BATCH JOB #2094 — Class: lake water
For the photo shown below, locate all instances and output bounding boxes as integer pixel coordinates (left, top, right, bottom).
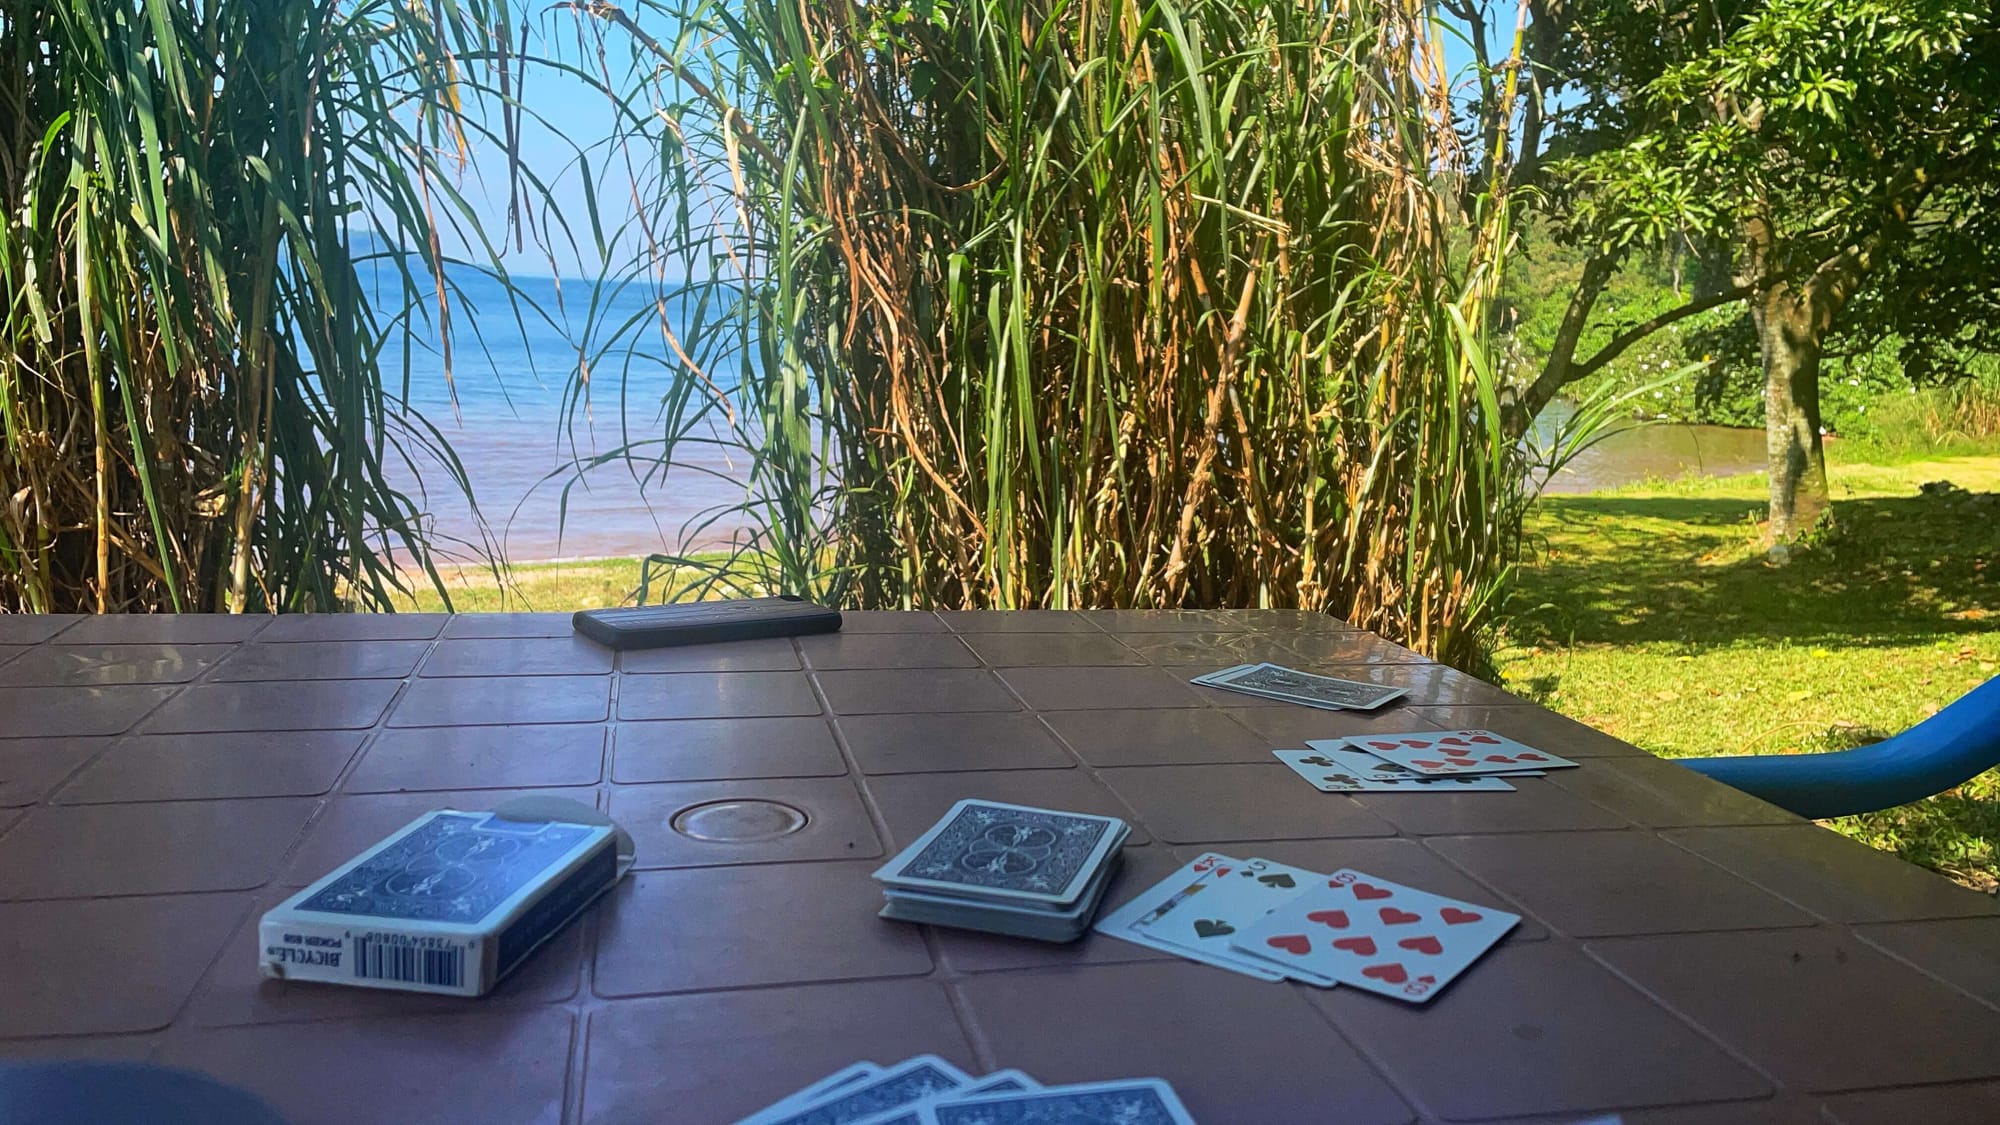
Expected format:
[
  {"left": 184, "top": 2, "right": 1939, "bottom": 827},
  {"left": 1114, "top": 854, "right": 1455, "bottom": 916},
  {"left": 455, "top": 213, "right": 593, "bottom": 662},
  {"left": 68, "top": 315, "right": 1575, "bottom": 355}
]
[{"left": 386, "top": 273, "right": 1767, "bottom": 560}]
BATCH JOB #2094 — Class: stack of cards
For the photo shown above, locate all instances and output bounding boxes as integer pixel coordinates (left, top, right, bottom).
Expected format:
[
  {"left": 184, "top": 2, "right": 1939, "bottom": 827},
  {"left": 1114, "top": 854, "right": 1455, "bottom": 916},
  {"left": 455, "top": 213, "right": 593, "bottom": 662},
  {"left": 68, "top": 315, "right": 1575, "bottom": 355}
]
[
  {"left": 873, "top": 799, "right": 1130, "bottom": 943},
  {"left": 736, "top": 1056, "right": 1196, "bottom": 1125},
  {"left": 1272, "top": 730, "right": 1579, "bottom": 793},
  {"left": 1096, "top": 853, "right": 1518, "bottom": 1003},
  {"left": 1192, "top": 663, "right": 1406, "bottom": 711}
]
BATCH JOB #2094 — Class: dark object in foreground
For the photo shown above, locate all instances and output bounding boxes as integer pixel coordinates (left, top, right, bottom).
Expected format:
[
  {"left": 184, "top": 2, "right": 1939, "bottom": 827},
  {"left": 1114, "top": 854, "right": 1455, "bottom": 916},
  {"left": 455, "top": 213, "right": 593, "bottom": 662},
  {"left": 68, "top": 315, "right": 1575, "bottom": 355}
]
[
  {"left": 0, "top": 1062, "right": 288, "bottom": 1125},
  {"left": 574, "top": 595, "right": 841, "bottom": 650},
  {"left": 1688, "top": 674, "right": 2000, "bottom": 818}
]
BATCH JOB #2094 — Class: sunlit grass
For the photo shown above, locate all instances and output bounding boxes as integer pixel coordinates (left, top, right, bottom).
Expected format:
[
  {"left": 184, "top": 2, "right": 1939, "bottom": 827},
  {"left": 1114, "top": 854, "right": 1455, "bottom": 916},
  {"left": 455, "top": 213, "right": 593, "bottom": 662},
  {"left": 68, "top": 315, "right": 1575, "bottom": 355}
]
[{"left": 1501, "top": 449, "right": 2000, "bottom": 889}]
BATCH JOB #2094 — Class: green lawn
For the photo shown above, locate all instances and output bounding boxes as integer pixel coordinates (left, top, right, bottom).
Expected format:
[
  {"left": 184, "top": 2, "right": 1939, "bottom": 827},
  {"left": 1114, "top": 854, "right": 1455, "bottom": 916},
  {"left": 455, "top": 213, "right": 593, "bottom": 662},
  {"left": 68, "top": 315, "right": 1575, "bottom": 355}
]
[{"left": 1499, "top": 451, "right": 2000, "bottom": 890}]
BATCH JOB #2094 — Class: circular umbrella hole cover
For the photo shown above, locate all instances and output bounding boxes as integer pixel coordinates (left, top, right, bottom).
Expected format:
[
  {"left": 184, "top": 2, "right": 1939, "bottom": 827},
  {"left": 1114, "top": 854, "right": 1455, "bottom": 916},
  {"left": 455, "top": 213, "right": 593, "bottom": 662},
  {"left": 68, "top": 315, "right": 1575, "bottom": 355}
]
[{"left": 670, "top": 799, "right": 810, "bottom": 842}]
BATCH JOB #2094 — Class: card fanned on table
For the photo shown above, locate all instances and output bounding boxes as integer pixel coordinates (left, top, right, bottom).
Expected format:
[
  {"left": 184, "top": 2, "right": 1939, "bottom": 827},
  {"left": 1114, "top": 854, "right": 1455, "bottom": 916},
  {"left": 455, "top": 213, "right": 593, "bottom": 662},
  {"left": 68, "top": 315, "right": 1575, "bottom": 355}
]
[
  {"left": 1096, "top": 853, "right": 1518, "bottom": 1003},
  {"left": 873, "top": 799, "right": 1129, "bottom": 943},
  {"left": 735, "top": 1055, "right": 1197, "bottom": 1125}
]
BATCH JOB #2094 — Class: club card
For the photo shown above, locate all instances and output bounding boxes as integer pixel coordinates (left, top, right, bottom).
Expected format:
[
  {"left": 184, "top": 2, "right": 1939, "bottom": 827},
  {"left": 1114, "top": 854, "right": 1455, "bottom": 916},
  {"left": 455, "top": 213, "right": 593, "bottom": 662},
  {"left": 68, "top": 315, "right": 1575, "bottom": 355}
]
[
  {"left": 763, "top": 1055, "right": 972, "bottom": 1125},
  {"left": 1344, "top": 730, "right": 1578, "bottom": 776},
  {"left": 873, "top": 800, "right": 1126, "bottom": 906},
  {"left": 1231, "top": 868, "right": 1518, "bottom": 1003},
  {"left": 1092, "top": 853, "right": 1287, "bottom": 981},
  {"left": 1198, "top": 662, "right": 1407, "bottom": 710},
  {"left": 1273, "top": 748, "right": 1519, "bottom": 792},
  {"left": 1131, "top": 856, "right": 1338, "bottom": 986},
  {"left": 923, "top": 1078, "right": 1197, "bottom": 1125}
]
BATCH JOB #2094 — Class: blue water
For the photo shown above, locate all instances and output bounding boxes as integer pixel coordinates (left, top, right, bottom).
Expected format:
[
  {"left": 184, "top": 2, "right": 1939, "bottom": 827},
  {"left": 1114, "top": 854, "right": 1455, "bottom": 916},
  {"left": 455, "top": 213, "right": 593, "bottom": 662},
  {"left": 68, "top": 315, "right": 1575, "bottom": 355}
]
[
  {"left": 380, "top": 268, "right": 753, "bottom": 560},
  {"left": 380, "top": 269, "right": 1765, "bottom": 563}
]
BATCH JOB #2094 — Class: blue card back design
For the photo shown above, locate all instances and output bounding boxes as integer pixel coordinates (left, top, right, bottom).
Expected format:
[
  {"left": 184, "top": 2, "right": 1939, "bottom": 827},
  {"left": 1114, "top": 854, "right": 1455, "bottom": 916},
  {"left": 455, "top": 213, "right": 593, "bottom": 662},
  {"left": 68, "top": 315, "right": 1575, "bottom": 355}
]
[
  {"left": 932, "top": 1087, "right": 1182, "bottom": 1125},
  {"left": 892, "top": 804, "right": 1114, "bottom": 895},
  {"left": 770, "top": 1062, "right": 963, "bottom": 1125},
  {"left": 299, "top": 812, "right": 598, "bottom": 924}
]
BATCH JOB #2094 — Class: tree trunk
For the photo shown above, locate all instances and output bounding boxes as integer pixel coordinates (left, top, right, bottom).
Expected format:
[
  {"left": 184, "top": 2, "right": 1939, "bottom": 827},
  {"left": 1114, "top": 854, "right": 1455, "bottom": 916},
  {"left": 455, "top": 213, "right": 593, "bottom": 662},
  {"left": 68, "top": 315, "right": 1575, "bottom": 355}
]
[{"left": 1753, "top": 283, "right": 1830, "bottom": 541}]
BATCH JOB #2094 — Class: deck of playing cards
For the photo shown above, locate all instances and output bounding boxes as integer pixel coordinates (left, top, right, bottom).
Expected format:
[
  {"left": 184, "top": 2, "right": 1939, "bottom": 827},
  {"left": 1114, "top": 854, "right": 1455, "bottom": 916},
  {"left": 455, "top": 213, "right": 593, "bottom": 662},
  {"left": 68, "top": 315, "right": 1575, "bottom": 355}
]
[
  {"left": 1193, "top": 662, "right": 1407, "bottom": 711},
  {"left": 873, "top": 799, "right": 1130, "bottom": 943},
  {"left": 259, "top": 800, "right": 632, "bottom": 997},
  {"left": 735, "top": 1055, "right": 1196, "bottom": 1125},
  {"left": 1097, "top": 853, "right": 1518, "bottom": 1003}
]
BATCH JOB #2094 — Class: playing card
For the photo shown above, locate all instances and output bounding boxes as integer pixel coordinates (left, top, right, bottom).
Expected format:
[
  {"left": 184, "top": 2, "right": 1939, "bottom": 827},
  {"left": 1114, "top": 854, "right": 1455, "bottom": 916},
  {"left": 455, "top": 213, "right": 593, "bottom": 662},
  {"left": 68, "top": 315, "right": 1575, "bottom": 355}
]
[
  {"left": 1272, "top": 748, "right": 1519, "bottom": 792},
  {"left": 1091, "top": 853, "right": 1290, "bottom": 982},
  {"left": 740, "top": 1063, "right": 884, "bottom": 1125},
  {"left": 1230, "top": 868, "right": 1519, "bottom": 1003},
  {"left": 1303, "top": 739, "right": 1544, "bottom": 777},
  {"left": 761, "top": 1055, "right": 973, "bottom": 1125},
  {"left": 1189, "top": 663, "right": 1256, "bottom": 685},
  {"left": 922, "top": 1078, "right": 1197, "bottom": 1125},
  {"left": 1131, "top": 856, "right": 1339, "bottom": 986},
  {"left": 1345, "top": 730, "right": 1578, "bottom": 776},
  {"left": 873, "top": 800, "right": 1127, "bottom": 906},
  {"left": 1196, "top": 662, "right": 1407, "bottom": 710},
  {"left": 852, "top": 1070, "right": 1040, "bottom": 1125}
]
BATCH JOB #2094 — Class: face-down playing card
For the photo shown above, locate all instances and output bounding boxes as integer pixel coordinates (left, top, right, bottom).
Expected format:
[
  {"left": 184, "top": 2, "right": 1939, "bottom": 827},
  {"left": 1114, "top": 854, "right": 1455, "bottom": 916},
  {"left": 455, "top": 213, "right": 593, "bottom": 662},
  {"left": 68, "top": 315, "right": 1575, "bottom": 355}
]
[{"left": 1231, "top": 868, "right": 1518, "bottom": 1003}]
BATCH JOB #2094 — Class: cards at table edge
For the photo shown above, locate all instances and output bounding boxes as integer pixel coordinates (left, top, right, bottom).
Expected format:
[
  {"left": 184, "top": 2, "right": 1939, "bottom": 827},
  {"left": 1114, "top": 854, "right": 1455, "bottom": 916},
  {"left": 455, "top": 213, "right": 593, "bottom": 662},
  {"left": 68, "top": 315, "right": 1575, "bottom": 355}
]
[
  {"left": 848, "top": 1069, "right": 1042, "bottom": 1125},
  {"left": 872, "top": 798, "right": 1128, "bottom": 905},
  {"left": 1302, "top": 739, "right": 1545, "bottom": 778},
  {"left": 1344, "top": 729, "right": 1580, "bottom": 776},
  {"left": 1228, "top": 868, "right": 1519, "bottom": 1004},
  {"left": 737, "top": 1061, "right": 883, "bottom": 1124},
  {"left": 1197, "top": 668, "right": 1409, "bottom": 711},
  {"left": 920, "top": 1078, "right": 1198, "bottom": 1125},
  {"left": 1132, "top": 855, "right": 1341, "bottom": 986},
  {"left": 1271, "top": 749, "right": 1520, "bottom": 792},
  {"left": 1092, "top": 852, "right": 1324, "bottom": 984},
  {"left": 759, "top": 1054, "right": 974, "bottom": 1125}
]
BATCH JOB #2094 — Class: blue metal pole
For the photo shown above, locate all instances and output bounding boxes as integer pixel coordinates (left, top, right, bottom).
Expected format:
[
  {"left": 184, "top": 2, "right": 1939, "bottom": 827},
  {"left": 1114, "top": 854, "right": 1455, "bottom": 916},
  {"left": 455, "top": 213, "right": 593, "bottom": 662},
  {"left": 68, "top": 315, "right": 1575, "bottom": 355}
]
[{"left": 1684, "top": 675, "right": 2000, "bottom": 819}]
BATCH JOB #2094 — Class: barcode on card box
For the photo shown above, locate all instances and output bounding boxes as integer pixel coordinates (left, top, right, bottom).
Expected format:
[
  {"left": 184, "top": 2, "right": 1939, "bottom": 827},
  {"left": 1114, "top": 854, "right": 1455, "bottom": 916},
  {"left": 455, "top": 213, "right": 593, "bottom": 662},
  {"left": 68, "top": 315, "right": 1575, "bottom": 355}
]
[{"left": 353, "top": 935, "right": 465, "bottom": 989}]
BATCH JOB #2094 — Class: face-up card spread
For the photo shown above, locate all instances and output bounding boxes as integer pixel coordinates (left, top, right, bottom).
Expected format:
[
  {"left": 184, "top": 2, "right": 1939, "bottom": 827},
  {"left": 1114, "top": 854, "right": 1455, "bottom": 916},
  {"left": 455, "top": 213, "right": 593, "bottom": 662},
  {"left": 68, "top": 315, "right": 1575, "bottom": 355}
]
[
  {"left": 1194, "top": 662, "right": 1407, "bottom": 711},
  {"left": 1231, "top": 869, "right": 1518, "bottom": 1003},
  {"left": 1095, "top": 853, "right": 1328, "bottom": 983},
  {"left": 874, "top": 800, "right": 1127, "bottom": 906},
  {"left": 1344, "top": 730, "right": 1578, "bottom": 776},
  {"left": 753, "top": 1055, "right": 973, "bottom": 1125},
  {"left": 922, "top": 1078, "right": 1197, "bottom": 1125},
  {"left": 1272, "top": 748, "right": 1519, "bottom": 792},
  {"left": 1303, "top": 739, "right": 1545, "bottom": 778},
  {"left": 1130, "top": 856, "right": 1340, "bottom": 986}
]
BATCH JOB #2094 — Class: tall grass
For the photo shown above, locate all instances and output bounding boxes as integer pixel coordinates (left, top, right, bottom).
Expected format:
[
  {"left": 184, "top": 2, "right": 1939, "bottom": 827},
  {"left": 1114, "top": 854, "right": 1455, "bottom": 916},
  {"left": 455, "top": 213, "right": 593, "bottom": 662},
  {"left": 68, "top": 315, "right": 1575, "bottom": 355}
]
[
  {"left": 574, "top": 0, "right": 1525, "bottom": 665},
  {"left": 1, "top": 0, "right": 545, "bottom": 612}
]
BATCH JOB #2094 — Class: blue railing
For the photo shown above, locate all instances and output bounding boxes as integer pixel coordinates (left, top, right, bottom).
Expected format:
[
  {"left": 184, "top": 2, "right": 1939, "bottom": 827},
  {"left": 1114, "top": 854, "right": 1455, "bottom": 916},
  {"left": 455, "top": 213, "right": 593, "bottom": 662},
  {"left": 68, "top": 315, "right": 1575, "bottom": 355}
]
[{"left": 1684, "top": 675, "right": 2000, "bottom": 819}]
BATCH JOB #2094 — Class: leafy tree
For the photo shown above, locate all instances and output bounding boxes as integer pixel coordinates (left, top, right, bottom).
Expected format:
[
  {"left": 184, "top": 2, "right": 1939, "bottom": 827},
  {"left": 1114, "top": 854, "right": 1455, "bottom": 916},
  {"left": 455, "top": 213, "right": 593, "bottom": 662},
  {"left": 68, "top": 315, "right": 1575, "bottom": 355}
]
[{"left": 1456, "top": 0, "right": 2000, "bottom": 539}]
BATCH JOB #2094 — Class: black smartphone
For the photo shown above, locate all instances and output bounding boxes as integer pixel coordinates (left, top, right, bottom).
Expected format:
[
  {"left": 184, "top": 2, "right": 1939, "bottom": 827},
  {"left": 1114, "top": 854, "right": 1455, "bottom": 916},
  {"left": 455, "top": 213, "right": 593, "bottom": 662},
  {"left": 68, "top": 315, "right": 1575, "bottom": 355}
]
[{"left": 572, "top": 596, "right": 842, "bottom": 650}]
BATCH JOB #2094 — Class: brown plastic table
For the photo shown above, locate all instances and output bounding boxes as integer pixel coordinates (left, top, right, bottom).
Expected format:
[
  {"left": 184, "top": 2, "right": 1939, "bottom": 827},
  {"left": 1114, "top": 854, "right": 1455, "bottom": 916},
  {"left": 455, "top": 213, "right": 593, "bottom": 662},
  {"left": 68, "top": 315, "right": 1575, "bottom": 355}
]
[{"left": 3, "top": 609, "right": 1999, "bottom": 1124}]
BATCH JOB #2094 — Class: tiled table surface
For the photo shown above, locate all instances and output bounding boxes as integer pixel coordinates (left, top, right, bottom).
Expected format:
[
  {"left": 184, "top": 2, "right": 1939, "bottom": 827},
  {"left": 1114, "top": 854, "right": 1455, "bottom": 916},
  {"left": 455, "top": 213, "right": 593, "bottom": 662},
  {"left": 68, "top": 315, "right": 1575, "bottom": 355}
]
[{"left": 3, "top": 611, "right": 1999, "bottom": 1124}]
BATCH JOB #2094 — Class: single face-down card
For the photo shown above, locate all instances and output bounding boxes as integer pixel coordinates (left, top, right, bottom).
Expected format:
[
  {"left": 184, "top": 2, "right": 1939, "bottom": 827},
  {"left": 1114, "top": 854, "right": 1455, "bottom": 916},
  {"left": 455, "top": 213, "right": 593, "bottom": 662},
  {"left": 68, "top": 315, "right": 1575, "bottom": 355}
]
[
  {"left": 1196, "top": 662, "right": 1407, "bottom": 710},
  {"left": 1273, "top": 748, "right": 1519, "bottom": 792},
  {"left": 1231, "top": 868, "right": 1518, "bottom": 1003},
  {"left": 1345, "top": 730, "right": 1578, "bottom": 776},
  {"left": 874, "top": 799, "right": 1125, "bottom": 905}
]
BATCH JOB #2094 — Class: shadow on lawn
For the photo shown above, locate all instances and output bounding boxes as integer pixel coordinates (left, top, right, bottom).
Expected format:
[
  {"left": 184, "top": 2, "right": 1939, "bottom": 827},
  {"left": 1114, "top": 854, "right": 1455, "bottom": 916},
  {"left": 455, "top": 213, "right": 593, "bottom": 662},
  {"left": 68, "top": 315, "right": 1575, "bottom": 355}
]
[{"left": 1510, "top": 489, "right": 2000, "bottom": 649}]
